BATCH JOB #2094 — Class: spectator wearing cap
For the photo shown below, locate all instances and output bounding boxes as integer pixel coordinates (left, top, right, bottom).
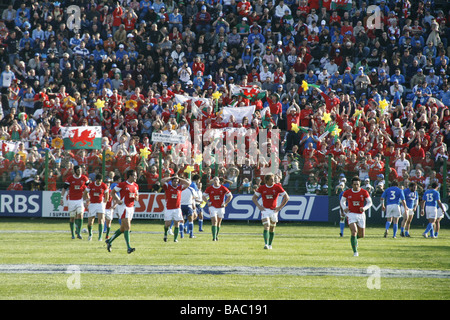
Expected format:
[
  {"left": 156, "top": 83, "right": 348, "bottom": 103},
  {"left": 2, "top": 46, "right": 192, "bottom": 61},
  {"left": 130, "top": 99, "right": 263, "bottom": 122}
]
[
  {"left": 390, "top": 68, "right": 405, "bottom": 85},
  {"left": 195, "top": 6, "right": 212, "bottom": 34},
  {"left": 248, "top": 26, "right": 265, "bottom": 45},
  {"left": 353, "top": 70, "right": 370, "bottom": 98},
  {"left": 410, "top": 68, "right": 426, "bottom": 89},
  {"left": 19, "top": 31, "right": 33, "bottom": 50},
  {"left": 426, "top": 69, "right": 440, "bottom": 86},
  {"left": 193, "top": 71, "right": 205, "bottom": 89}
]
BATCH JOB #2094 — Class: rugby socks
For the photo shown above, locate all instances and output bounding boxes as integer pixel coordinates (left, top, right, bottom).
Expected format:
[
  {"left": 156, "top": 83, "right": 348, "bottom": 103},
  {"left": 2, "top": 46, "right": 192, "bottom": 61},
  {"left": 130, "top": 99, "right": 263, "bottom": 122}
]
[
  {"left": 339, "top": 222, "right": 345, "bottom": 235},
  {"left": 98, "top": 223, "right": 103, "bottom": 240},
  {"left": 198, "top": 219, "right": 204, "bottom": 231},
  {"left": 179, "top": 223, "right": 184, "bottom": 238},
  {"left": 123, "top": 230, "right": 131, "bottom": 249},
  {"left": 263, "top": 230, "right": 269, "bottom": 245},
  {"left": 212, "top": 226, "right": 217, "bottom": 240},
  {"left": 188, "top": 222, "right": 194, "bottom": 237},
  {"left": 75, "top": 218, "right": 83, "bottom": 235},
  {"left": 174, "top": 227, "right": 179, "bottom": 241},
  {"left": 88, "top": 225, "right": 92, "bottom": 237},
  {"left": 350, "top": 235, "right": 358, "bottom": 253},
  {"left": 108, "top": 229, "right": 122, "bottom": 243},
  {"left": 392, "top": 223, "right": 398, "bottom": 237},
  {"left": 69, "top": 222, "right": 75, "bottom": 238},
  {"left": 385, "top": 221, "right": 391, "bottom": 231},
  {"left": 268, "top": 232, "right": 274, "bottom": 246},
  {"left": 424, "top": 223, "right": 434, "bottom": 236}
]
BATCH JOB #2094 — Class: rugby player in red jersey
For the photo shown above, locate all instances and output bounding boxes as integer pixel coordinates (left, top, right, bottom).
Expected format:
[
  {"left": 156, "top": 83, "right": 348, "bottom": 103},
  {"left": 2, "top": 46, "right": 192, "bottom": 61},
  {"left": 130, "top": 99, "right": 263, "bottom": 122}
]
[
  {"left": 340, "top": 176, "right": 373, "bottom": 256},
  {"left": 61, "top": 165, "right": 90, "bottom": 239},
  {"left": 106, "top": 170, "right": 139, "bottom": 254},
  {"left": 103, "top": 178, "right": 114, "bottom": 240},
  {"left": 84, "top": 174, "right": 109, "bottom": 241},
  {"left": 203, "top": 176, "right": 233, "bottom": 241},
  {"left": 252, "top": 174, "right": 289, "bottom": 249},
  {"left": 161, "top": 175, "right": 191, "bottom": 242}
]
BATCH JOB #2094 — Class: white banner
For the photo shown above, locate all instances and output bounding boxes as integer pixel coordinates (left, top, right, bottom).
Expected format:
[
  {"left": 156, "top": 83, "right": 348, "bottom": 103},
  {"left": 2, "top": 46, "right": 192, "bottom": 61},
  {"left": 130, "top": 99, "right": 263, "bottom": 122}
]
[
  {"left": 221, "top": 105, "right": 256, "bottom": 123},
  {"left": 151, "top": 132, "right": 186, "bottom": 144}
]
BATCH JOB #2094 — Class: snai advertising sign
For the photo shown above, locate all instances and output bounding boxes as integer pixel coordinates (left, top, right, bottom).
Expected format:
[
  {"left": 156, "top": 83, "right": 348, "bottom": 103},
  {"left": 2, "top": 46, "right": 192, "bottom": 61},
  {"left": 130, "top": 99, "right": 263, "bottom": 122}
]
[{"left": 38, "top": 192, "right": 328, "bottom": 222}]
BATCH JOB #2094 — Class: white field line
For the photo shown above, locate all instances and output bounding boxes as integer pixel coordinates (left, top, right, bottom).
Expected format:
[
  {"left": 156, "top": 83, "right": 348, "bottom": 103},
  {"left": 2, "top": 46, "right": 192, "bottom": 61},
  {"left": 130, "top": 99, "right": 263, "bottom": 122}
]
[{"left": 0, "top": 264, "right": 449, "bottom": 278}]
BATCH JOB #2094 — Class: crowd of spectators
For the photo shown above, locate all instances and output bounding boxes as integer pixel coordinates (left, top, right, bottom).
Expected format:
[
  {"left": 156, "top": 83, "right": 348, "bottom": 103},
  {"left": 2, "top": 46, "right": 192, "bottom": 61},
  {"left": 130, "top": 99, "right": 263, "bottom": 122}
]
[{"left": 0, "top": 0, "right": 449, "bottom": 197}]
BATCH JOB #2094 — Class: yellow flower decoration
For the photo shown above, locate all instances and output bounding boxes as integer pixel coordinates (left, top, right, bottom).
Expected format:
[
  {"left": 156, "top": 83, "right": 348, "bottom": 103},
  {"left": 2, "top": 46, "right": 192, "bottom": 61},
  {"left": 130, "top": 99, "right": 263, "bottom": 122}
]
[
  {"left": 63, "top": 96, "right": 76, "bottom": 108},
  {"left": 184, "top": 165, "right": 195, "bottom": 174},
  {"left": 353, "top": 109, "right": 364, "bottom": 118},
  {"left": 94, "top": 99, "right": 105, "bottom": 110},
  {"left": 51, "top": 137, "right": 64, "bottom": 149},
  {"left": 322, "top": 112, "right": 332, "bottom": 124},
  {"left": 331, "top": 126, "right": 342, "bottom": 137},
  {"left": 194, "top": 153, "right": 203, "bottom": 165},
  {"left": 378, "top": 99, "right": 389, "bottom": 113},
  {"left": 291, "top": 123, "right": 300, "bottom": 133},
  {"left": 125, "top": 100, "right": 138, "bottom": 110},
  {"left": 18, "top": 151, "right": 27, "bottom": 161},
  {"left": 174, "top": 103, "right": 184, "bottom": 114},
  {"left": 105, "top": 150, "right": 115, "bottom": 161},
  {"left": 140, "top": 147, "right": 152, "bottom": 159},
  {"left": 301, "top": 80, "right": 309, "bottom": 92},
  {"left": 212, "top": 91, "right": 222, "bottom": 100}
]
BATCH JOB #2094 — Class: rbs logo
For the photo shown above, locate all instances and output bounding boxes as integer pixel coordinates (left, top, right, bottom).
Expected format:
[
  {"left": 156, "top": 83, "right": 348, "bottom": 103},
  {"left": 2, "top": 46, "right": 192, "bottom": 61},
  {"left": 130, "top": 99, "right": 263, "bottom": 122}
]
[{"left": 0, "top": 192, "right": 41, "bottom": 216}]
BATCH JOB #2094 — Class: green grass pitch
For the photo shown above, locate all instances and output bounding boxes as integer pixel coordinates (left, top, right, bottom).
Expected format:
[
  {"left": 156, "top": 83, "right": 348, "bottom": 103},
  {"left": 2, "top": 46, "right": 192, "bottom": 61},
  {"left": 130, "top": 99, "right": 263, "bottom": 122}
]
[{"left": 0, "top": 218, "right": 449, "bottom": 301}]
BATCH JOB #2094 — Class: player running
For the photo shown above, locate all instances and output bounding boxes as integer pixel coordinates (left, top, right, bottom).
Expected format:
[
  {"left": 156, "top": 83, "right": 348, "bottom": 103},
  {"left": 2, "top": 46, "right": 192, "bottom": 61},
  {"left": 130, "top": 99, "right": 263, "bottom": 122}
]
[
  {"left": 420, "top": 182, "right": 446, "bottom": 238},
  {"left": 380, "top": 180, "right": 408, "bottom": 238},
  {"left": 340, "top": 176, "right": 373, "bottom": 256},
  {"left": 84, "top": 174, "right": 109, "bottom": 241},
  {"left": 401, "top": 182, "right": 419, "bottom": 237},
  {"left": 203, "top": 176, "right": 233, "bottom": 241},
  {"left": 106, "top": 170, "right": 139, "bottom": 253},
  {"left": 252, "top": 174, "right": 289, "bottom": 249},
  {"left": 60, "top": 165, "right": 90, "bottom": 239}
]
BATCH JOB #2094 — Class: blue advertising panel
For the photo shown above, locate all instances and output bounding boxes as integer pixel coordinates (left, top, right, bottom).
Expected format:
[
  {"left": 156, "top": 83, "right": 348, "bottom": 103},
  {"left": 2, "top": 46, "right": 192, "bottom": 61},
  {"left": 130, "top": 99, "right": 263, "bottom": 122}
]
[
  {"left": 0, "top": 191, "right": 42, "bottom": 217},
  {"left": 203, "top": 195, "right": 329, "bottom": 222}
]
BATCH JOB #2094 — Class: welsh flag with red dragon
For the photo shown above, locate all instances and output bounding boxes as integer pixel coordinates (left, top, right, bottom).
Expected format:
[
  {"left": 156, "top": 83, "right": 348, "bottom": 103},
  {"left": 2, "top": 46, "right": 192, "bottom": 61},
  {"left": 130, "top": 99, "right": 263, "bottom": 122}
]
[{"left": 61, "top": 126, "right": 102, "bottom": 150}]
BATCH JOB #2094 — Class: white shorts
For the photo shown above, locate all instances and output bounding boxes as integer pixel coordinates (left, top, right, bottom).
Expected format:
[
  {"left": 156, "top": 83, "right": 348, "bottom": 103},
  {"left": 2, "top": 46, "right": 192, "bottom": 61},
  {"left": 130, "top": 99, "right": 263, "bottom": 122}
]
[
  {"left": 209, "top": 206, "right": 225, "bottom": 219},
  {"left": 261, "top": 209, "right": 278, "bottom": 224},
  {"left": 68, "top": 199, "right": 84, "bottom": 217},
  {"left": 425, "top": 206, "right": 438, "bottom": 220},
  {"left": 105, "top": 208, "right": 113, "bottom": 221},
  {"left": 117, "top": 205, "right": 135, "bottom": 220},
  {"left": 347, "top": 212, "right": 366, "bottom": 229},
  {"left": 86, "top": 203, "right": 105, "bottom": 218},
  {"left": 164, "top": 208, "right": 183, "bottom": 221},
  {"left": 402, "top": 207, "right": 414, "bottom": 217},
  {"left": 437, "top": 208, "right": 444, "bottom": 219},
  {"left": 385, "top": 204, "right": 402, "bottom": 218}
]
